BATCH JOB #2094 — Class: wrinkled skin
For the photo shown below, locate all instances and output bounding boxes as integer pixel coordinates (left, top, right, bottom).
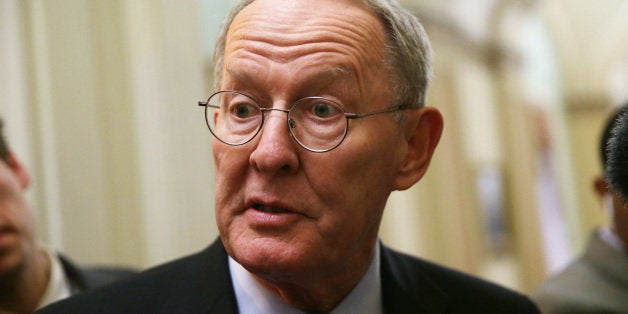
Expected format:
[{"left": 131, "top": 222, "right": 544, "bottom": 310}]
[{"left": 213, "top": 0, "right": 443, "bottom": 311}]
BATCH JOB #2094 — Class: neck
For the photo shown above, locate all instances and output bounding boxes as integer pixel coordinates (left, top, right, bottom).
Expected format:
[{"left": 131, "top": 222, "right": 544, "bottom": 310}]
[
  {"left": 0, "top": 249, "right": 50, "bottom": 313},
  {"left": 252, "top": 247, "right": 376, "bottom": 313}
]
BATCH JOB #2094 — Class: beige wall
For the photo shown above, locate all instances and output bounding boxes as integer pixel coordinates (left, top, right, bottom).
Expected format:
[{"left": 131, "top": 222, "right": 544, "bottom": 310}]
[{"left": 1, "top": 0, "right": 217, "bottom": 268}]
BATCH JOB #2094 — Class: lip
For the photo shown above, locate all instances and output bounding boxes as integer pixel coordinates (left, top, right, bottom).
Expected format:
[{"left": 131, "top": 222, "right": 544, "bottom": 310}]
[
  {"left": 243, "top": 197, "right": 305, "bottom": 228},
  {"left": 0, "top": 225, "right": 12, "bottom": 236}
]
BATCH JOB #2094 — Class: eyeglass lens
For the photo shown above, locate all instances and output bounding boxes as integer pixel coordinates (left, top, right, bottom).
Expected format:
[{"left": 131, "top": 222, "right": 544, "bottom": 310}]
[{"left": 204, "top": 91, "right": 349, "bottom": 152}]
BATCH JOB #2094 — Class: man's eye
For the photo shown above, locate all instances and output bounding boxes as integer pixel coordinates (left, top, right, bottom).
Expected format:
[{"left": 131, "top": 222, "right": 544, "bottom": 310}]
[
  {"left": 313, "top": 102, "right": 335, "bottom": 118},
  {"left": 232, "top": 103, "right": 256, "bottom": 118}
]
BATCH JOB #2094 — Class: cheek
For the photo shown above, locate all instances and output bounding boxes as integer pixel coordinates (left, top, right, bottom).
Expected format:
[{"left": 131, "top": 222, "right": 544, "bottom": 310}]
[
  {"left": 213, "top": 141, "right": 250, "bottom": 185},
  {"left": 0, "top": 200, "right": 36, "bottom": 240},
  {"left": 0, "top": 177, "right": 34, "bottom": 233},
  {"left": 305, "top": 140, "right": 396, "bottom": 211},
  {"left": 329, "top": 130, "right": 399, "bottom": 188},
  {"left": 304, "top": 154, "right": 388, "bottom": 253},
  {"left": 213, "top": 146, "right": 249, "bottom": 216},
  {"left": 615, "top": 202, "right": 628, "bottom": 224}
]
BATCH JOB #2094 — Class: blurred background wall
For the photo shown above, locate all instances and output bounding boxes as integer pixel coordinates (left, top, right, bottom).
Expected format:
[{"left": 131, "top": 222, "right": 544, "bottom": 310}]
[{"left": 1, "top": 0, "right": 627, "bottom": 293}]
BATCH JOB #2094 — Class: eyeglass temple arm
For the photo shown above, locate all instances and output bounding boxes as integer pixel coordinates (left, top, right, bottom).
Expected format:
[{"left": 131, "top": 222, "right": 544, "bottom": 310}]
[
  {"left": 198, "top": 101, "right": 220, "bottom": 109},
  {"left": 345, "top": 104, "right": 410, "bottom": 119}
]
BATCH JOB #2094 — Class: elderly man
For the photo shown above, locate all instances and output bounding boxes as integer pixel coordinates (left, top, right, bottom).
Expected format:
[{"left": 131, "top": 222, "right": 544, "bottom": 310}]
[
  {"left": 40, "top": 0, "right": 539, "bottom": 313},
  {"left": 0, "top": 119, "right": 135, "bottom": 313}
]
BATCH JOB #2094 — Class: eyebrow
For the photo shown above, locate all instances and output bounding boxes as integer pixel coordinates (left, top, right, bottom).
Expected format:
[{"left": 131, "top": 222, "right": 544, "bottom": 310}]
[{"left": 224, "top": 65, "right": 353, "bottom": 96}]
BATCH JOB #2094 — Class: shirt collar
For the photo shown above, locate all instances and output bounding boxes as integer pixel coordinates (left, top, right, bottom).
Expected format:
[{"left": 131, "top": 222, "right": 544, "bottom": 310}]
[
  {"left": 229, "top": 241, "right": 382, "bottom": 314},
  {"left": 599, "top": 227, "right": 626, "bottom": 253},
  {"left": 36, "top": 248, "right": 73, "bottom": 310}
]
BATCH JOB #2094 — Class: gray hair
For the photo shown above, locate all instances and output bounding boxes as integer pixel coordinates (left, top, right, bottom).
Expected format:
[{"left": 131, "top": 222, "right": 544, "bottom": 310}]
[{"left": 212, "top": 0, "right": 432, "bottom": 108}]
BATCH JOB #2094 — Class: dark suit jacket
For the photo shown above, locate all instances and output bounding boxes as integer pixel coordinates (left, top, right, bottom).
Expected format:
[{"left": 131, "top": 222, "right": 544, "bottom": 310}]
[
  {"left": 58, "top": 254, "right": 137, "bottom": 293},
  {"left": 40, "top": 239, "right": 539, "bottom": 313}
]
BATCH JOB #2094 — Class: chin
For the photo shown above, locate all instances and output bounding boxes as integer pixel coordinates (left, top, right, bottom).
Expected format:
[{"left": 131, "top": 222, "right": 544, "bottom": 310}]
[
  {"left": 0, "top": 254, "right": 25, "bottom": 282},
  {"left": 231, "top": 237, "right": 316, "bottom": 278}
]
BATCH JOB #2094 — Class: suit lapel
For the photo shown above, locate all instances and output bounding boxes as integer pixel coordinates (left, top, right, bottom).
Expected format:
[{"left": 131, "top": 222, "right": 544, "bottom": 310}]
[
  {"left": 190, "top": 239, "right": 240, "bottom": 314},
  {"left": 58, "top": 254, "right": 90, "bottom": 292},
  {"left": 380, "top": 244, "right": 448, "bottom": 314}
]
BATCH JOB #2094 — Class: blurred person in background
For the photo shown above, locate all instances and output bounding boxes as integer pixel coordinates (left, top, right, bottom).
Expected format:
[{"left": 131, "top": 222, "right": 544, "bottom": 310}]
[
  {"left": 0, "top": 118, "right": 136, "bottom": 313},
  {"left": 532, "top": 104, "right": 628, "bottom": 313},
  {"left": 607, "top": 105, "right": 628, "bottom": 201}
]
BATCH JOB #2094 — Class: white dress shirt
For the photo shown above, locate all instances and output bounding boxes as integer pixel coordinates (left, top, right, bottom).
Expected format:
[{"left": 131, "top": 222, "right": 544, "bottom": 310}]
[
  {"left": 599, "top": 227, "right": 626, "bottom": 253},
  {"left": 230, "top": 242, "right": 383, "bottom": 314},
  {"left": 36, "top": 249, "right": 72, "bottom": 310}
]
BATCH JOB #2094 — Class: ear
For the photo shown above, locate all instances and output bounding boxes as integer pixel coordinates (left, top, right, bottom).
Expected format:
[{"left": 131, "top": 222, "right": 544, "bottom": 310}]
[
  {"left": 6, "top": 151, "right": 30, "bottom": 190},
  {"left": 593, "top": 176, "right": 608, "bottom": 199},
  {"left": 394, "top": 107, "right": 443, "bottom": 190}
]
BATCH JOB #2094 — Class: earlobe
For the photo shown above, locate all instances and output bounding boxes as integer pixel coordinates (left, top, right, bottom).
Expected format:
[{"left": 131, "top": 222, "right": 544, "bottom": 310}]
[
  {"left": 7, "top": 152, "right": 30, "bottom": 190},
  {"left": 394, "top": 107, "right": 443, "bottom": 190}
]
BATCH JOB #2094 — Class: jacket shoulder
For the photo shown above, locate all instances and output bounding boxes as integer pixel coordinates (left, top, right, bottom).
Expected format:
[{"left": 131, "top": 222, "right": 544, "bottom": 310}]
[
  {"left": 381, "top": 245, "right": 540, "bottom": 314},
  {"left": 38, "top": 240, "right": 238, "bottom": 314}
]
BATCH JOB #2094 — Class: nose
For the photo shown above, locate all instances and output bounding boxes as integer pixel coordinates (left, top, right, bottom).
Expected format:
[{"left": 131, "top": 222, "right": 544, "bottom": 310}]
[{"left": 249, "top": 110, "right": 299, "bottom": 174}]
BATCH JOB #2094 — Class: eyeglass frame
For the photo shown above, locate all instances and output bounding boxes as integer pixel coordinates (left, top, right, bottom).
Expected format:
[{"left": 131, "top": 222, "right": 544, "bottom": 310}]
[{"left": 198, "top": 90, "right": 411, "bottom": 153}]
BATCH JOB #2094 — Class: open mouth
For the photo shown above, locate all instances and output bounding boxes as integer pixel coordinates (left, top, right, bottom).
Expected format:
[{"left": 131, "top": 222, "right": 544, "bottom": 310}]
[
  {"left": 252, "top": 204, "right": 290, "bottom": 214},
  {"left": 0, "top": 225, "right": 13, "bottom": 233}
]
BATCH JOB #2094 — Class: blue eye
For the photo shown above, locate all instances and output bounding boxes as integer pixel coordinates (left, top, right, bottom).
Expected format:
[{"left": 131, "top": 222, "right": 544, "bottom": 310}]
[
  {"left": 233, "top": 103, "right": 254, "bottom": 118},
  {"left": 312, "top": 102, "right": 336, "bottom": 118},
  {"left": 227, "top": 97, "right": 260, "bottom": 120}
]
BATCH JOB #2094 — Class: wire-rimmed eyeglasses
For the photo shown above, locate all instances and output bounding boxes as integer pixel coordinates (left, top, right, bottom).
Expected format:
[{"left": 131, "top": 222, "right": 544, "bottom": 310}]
[{"left": 198, "top": 90, "right": 409, "bottom": 153}]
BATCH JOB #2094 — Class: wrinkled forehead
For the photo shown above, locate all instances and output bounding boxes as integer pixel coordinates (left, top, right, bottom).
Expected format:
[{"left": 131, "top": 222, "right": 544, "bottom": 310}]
[
  {"left": 231, "top": 0, "right": 383, "bottom": 35},
  {"left": 225, "top": 0, "right": 388, "bottom": 69}
]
